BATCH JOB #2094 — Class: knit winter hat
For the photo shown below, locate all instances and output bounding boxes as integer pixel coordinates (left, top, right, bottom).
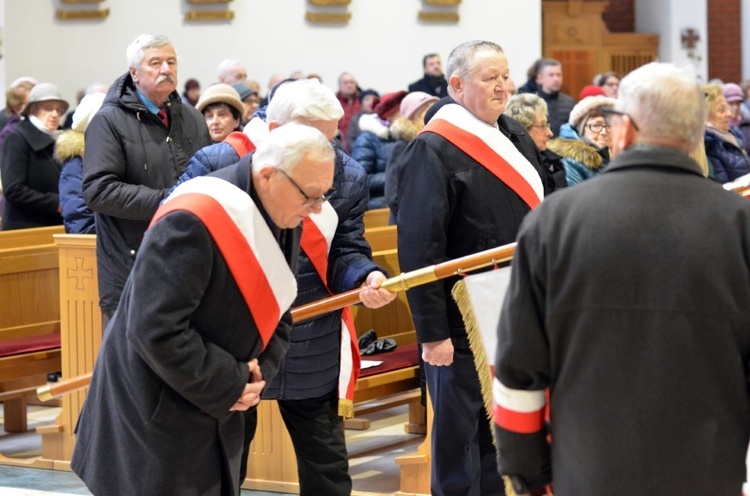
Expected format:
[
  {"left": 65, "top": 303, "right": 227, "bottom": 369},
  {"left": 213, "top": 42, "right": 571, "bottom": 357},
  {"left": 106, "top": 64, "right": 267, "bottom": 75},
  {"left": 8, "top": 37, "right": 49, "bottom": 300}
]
[
  {"left": 569, "top": 95, "right": 617, "bottom": 130},
  {"left": 579, "top": 85, "right": 606, "bottom": 100},
  {"left": 196, "top": 83, "right": 245, "bottom": 119},
  {"left": 231, "top": 82, "right": 258, "bottom": 102},
  {"left": 723, "top": 82, "right": 744, "bottom": 103},
  {"left": 72, "top": 92, "right": 106, "bottom": 133},
  {"left": 400, "top": 91, "right": 439, "bottom": 120},
  {"left": 374, "top": 91, "right": 408, "bottom": 120},
  {"left": 358, "top": 88, "right": 379, "bottom": 103},
  {"left": 24, "top": 82, "right": 69, "bottom": 116}
]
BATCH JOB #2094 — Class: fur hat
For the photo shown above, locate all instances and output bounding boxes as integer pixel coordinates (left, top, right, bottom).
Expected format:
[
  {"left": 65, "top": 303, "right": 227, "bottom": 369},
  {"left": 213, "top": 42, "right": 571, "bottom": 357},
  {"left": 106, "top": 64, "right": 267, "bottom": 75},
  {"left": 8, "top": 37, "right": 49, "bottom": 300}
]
[
  {"left": 72, "top": 92, "right": 106, "bottom": 133},
  {"left": 196, "top": 83, "right": 244, "bottom": 119},
  {"left": 569, "top": 95, "right": 617, "bottom": 130},
  {"left": 723, "top": 82, "right": 744, "bottom": 103},
  {"left": 231, "top": 82, "right": 257, "bottom": 102},
  {"left": 579, "top": 85, "right": 606, "bottom": 100},
  {"left": 24, "top": 82, "right": 69, "bottom": 116},
  {"left": 400, "top": 91, "right": 439, "bottom": 121},
  {"left": 374, "top": 91, "right": 408, "bottom": 120}
]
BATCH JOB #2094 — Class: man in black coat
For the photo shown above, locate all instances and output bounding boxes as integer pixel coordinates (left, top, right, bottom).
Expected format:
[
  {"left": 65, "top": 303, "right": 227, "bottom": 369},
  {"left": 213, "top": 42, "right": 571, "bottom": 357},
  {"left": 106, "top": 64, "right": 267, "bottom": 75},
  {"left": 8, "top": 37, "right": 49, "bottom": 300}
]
[
  {"left": 408, "top": 53, "right": 449, "bottom": 98},
  {"left": 495, "top": 62, "right": 750, "bottom": 496},
  {"left": 71, "top": 123, "right": 336, "bottom": 496},
  {"left": 82, "top": 33, "right": 211, "bottom": 320},
  {"left": 397, "top": 40, "right": 547, "bottom": 496},
  {"left": 533, "top": 59, "right": 575, "bottom": 137}
]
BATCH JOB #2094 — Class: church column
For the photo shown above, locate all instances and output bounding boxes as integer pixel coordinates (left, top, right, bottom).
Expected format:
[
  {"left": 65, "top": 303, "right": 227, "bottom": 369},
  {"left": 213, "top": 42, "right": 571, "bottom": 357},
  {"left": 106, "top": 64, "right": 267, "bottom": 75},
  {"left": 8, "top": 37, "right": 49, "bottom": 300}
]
[
  {"left": 707, "top": 0, "right": 741, "bottom": 83},
  {"left": 635, "top": 0, "right": 708, "bottom": 81}
]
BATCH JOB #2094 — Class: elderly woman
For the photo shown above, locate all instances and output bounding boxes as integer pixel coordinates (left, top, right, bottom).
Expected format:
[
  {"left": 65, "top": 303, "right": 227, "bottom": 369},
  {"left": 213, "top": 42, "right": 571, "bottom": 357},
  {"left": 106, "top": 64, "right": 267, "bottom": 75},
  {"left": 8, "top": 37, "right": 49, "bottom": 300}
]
[
  {"left": 1, "top": 83, "right": 68, "bottom": 230},
  {"left": 703, "top": 84, "right": 750, "bottom": 183},
  {"left": 547, "top": 95, "right": 616, "bottom": 186},
  {"left": 195, "top": 83, "right": 245, "bottom": 143},
  {"left": 506, "top": 93, "right": 567, "bottom": 191},
  {"left": 594, "top": 71, "right": 620, "bottom": 98}
]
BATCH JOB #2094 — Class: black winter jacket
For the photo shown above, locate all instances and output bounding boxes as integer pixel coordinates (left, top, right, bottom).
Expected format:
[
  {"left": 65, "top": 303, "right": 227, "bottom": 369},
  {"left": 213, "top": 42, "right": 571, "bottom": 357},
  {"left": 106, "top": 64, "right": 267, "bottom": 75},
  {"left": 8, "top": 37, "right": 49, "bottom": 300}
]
[
  {"left": 1, "top": 119, "right": 62, "bottom": 229},
  {"left": 264, "top": 144, "right": 383, "bottom": 400},
  {"left": 82, "top": 72, "right": 210, "bottom": 311}
]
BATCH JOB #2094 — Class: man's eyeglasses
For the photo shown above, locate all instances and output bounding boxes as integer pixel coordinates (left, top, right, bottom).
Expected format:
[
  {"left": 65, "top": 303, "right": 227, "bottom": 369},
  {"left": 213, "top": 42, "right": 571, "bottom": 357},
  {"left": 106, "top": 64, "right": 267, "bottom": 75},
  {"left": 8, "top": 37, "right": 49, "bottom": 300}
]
[
  {"left": 601, "top": 107, "right": 640, "bottom": 131},
  {"left": 274, "top": 167, "right": 335, "bottom": 207}
]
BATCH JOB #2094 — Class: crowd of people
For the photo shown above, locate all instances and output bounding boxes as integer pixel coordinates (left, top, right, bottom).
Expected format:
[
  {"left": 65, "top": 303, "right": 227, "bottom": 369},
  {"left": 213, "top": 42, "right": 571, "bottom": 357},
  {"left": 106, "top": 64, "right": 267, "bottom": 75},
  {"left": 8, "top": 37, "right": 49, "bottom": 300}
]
[{"left": 2, "top": 31, "right": 750, "bottom": 496}]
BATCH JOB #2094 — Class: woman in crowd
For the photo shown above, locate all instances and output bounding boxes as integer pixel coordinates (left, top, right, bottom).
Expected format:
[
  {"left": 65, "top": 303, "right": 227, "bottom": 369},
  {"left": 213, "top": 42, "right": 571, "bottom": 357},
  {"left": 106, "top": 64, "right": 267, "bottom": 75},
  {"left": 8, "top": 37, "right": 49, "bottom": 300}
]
[
  {"left": 182, "top": 78, "right": 200, "bottom": 107},
  {"left": 703, "top": 84, "right": 750, "bottom": 183},
  {"left": 506, "top": 93, "right": 567, "bottom": 191},
  {"left": 1, "top": 83, "right": 68, "bottom": 230},
  {"left": 384, "top": 91, "right": 437, "bottom": 221},
  {"left": 56, "top": 92, "right": 105, "bottom": 234},
  {"left": 594, "top": 71, "right": 620, "bottom": 98},
  {"left": 195, "top": 83, "right": 245, "bottom": 143},
  {"left": 352, "top": 90, "right": 407, "bottom": 209},
  {"left": 547, "top": 95, "right": 615, "bottom": 186}
]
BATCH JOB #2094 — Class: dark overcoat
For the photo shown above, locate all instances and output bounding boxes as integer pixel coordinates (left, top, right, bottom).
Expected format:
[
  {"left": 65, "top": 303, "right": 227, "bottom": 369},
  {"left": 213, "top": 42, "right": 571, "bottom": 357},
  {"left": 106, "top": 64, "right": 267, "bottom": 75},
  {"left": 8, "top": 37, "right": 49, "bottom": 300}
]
[
  {"left": 72, "top": 157, "right": 299, "bottom": 496},
  {"left": 495, "top": 145, "right": 750, "bottom": 494}
]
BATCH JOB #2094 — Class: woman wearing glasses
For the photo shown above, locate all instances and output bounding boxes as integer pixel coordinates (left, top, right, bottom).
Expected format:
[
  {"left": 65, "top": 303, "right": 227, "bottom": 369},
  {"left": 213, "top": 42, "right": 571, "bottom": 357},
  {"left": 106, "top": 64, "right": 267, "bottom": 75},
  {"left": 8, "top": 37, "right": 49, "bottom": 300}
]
[
  {"left": 547, "top": 95, "right": 616, "bottom": 186},
  {"left": 506, "top": 93, "right": 568, "bottom": 193}
]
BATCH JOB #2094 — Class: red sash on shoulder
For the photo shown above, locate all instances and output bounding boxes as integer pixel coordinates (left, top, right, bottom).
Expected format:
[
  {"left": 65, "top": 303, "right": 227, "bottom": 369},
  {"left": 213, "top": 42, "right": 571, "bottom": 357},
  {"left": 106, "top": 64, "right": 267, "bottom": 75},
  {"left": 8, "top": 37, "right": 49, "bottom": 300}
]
[
  {"left": 421, "top": 103, "right": 544, "bottom": 209},
  {"left": 150, "top": 176, "right": 297, "bottom": 349},
  {"left": 223, "top": 131, "right": 256, "bottom": 158},
  {"left": 301, "top": 203, "right": 361, "bottom": 418}
]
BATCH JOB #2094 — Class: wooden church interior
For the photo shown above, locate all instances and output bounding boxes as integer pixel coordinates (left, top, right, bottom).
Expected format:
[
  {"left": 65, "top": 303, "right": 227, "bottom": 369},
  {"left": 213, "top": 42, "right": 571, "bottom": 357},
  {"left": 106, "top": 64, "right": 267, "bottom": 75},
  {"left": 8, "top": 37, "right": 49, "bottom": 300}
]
[{"left": 0, "top": 0, "right": 735, "bottom": 494}]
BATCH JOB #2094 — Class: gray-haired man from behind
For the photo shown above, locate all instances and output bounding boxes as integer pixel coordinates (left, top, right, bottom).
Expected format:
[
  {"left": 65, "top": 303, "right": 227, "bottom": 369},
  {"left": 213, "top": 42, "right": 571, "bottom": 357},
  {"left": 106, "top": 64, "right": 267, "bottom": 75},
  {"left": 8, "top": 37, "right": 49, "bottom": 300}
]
[{"left": 494, "top": 62, "right": 750, "bottom": 495}]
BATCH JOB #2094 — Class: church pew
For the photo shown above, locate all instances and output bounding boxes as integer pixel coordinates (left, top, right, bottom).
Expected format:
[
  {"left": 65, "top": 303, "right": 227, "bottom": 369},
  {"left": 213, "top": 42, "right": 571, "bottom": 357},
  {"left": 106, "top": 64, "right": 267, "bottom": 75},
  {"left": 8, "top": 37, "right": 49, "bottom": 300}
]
[
  {"left": 11, "top": 230, "right": 432, "bottom": 493},
  {"left": 363, "top": 207, "right": 390, "bottom": 229},
  {"left": 0, "top": 227, "right": 64, "bottom": 435}
]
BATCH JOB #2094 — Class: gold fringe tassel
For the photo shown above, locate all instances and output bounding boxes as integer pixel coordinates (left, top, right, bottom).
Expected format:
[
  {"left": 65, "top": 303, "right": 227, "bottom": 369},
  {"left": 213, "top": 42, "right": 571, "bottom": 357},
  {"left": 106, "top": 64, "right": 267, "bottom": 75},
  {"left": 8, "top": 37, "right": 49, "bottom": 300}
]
[
  {"left": 338, "top": 398, "right": 354, "bottom": 419},
  {"left": 452, "top": 279, "right": 518, "bottom": 496}
]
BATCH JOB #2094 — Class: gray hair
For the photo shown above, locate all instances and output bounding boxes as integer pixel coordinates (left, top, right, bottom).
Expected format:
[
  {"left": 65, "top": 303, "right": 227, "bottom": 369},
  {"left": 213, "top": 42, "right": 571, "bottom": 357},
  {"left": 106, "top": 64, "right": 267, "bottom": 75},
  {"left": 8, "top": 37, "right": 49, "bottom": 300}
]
[
  {"left": 217, "top": 59, "right": 243, "bottom": 80},
  {"left": 446, "top": 40, "right": 504, "bottom": 93},
  {"left": 266, "top": 78, "right": 344, "bottom": 125},
  {"left": 126, "top": 34, "right": 172, "bottom": 68},
  {"left": 617, "top": 62, "right": 705, "bottom": 151},
  {"left": 252, "top": 121, "right": 335, "bottom": 174},
  {"left": 505, "top": 94, "right": 548, "bottom": 129}
]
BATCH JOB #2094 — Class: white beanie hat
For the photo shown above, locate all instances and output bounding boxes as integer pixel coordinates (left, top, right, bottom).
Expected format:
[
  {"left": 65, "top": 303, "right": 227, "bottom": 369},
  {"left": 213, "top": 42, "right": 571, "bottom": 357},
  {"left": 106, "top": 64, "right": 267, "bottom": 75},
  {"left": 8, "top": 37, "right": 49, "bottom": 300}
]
[
  {"left": 72, "top": 92, "right": 106, "bottom": 133},
  {"left": 568, "top": 95, "right": 617, "bottom": 132}
]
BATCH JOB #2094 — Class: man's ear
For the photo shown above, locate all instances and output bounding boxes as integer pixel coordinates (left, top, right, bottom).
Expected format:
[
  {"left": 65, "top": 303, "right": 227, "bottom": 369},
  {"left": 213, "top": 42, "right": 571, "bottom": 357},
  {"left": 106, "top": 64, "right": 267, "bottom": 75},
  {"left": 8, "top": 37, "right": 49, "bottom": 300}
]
[
  {"left": 129, "top": 67, "right": 138, "bottom": 83},
  {"left": 257, "top": 166, "right": 275, "bottom": 192},
  {"left": 449, "top": 75, "right": 462, "bottom": 96},
  {"left": 610, "top": 118, "right": 637, "bottom": 158}
]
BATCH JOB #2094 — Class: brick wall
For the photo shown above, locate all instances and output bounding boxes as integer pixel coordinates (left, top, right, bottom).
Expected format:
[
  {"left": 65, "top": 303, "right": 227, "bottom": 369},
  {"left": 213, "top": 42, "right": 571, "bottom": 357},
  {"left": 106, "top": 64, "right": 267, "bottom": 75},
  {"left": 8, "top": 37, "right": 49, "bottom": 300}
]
[{"left": 708, "top": 0, "right": 742, "bottom": 83}]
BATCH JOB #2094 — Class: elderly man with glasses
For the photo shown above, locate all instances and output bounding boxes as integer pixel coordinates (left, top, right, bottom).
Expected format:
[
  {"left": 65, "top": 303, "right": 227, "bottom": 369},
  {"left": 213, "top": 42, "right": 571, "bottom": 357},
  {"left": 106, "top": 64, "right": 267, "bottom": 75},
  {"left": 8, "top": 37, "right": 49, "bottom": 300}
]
[{"left": 494, "top": 62, "right": 750, "bottom": 496}]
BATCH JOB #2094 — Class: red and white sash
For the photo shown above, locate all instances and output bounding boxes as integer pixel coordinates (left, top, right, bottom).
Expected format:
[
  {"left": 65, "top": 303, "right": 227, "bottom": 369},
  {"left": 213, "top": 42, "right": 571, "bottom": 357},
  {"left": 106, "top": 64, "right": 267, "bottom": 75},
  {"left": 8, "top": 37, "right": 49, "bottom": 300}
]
[
  {"left": 301, "top": 203, "right": 361, "bottom": 418},
  {"left": 421, "top": 103, "right": 544, "bottom": 209},
  {"left": 151, "top": 176, "right": 297, "bottom": 349}
]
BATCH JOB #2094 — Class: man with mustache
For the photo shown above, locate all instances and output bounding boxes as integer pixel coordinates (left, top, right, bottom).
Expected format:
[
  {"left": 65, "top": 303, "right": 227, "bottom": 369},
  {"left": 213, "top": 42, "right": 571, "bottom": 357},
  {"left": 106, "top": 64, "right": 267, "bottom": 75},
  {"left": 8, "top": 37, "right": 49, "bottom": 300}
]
[{"left": 82, "top": 33, "right": 211, "bottom": 322}]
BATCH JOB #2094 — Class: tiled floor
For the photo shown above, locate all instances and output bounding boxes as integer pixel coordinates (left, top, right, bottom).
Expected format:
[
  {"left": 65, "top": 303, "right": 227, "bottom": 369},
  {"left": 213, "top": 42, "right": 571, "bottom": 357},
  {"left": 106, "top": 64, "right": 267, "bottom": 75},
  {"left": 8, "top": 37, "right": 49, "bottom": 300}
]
[{"left": 0, "top": 402, "right": 423, "bottom": 495}]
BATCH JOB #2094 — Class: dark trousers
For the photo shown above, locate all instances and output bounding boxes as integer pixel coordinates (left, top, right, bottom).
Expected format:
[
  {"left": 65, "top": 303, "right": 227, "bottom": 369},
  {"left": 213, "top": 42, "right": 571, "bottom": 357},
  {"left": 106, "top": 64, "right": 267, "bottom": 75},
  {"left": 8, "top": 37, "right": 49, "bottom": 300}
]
[
  {"left": 425, "top": 346, "right": 505, "bottom": 496},
  {"left": 240, "top": 392, "right": 351, "bottom": 496}
]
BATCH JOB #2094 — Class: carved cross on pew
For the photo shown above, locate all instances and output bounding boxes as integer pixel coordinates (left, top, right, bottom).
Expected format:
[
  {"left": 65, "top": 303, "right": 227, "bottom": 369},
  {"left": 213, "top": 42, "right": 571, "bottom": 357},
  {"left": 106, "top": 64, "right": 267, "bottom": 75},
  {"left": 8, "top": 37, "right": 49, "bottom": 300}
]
[
  {"left": 681, "top": 28, "right": 700, "bottom": 49},
  {"left": 67, "top": 257, "right": 93, "bottom": 291}
]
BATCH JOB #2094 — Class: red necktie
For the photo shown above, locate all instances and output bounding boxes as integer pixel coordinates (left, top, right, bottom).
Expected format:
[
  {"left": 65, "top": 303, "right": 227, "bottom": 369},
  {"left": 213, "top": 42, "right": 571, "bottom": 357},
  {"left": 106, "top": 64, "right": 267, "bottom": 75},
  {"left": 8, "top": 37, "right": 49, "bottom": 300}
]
[{"left": 157, "top": 108, "right": 170, "bottom": 129}]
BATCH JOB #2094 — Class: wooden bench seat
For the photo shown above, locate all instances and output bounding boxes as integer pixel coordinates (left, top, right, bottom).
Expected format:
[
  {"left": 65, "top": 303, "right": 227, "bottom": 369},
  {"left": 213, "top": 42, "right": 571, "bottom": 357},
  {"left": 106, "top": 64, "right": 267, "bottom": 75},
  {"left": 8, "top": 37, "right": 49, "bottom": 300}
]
[{"left": 0, "top": 228, "right": 64, "bottom": 434}]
